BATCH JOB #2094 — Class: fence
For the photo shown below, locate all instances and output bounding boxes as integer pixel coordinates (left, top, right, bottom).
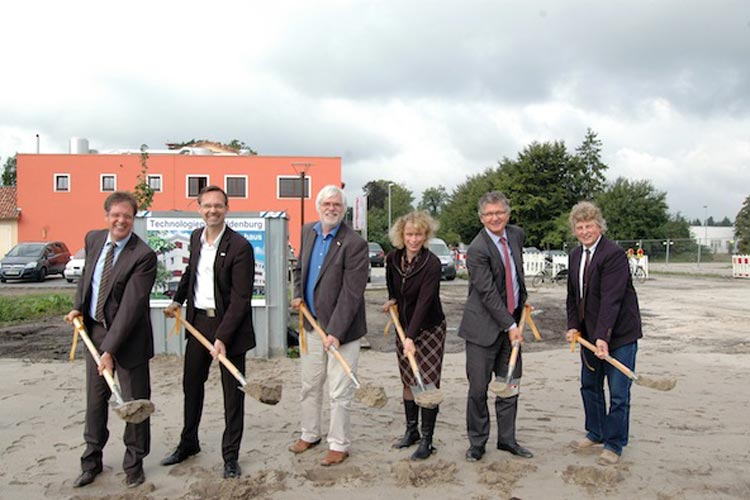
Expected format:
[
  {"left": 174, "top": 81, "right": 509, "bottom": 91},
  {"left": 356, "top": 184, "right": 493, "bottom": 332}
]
[
  {"left": 732, "top": 255, "right": 750, "bottom": 279},
  {"left": 613, "top": 238, "right": 735, "bottom": 267}
]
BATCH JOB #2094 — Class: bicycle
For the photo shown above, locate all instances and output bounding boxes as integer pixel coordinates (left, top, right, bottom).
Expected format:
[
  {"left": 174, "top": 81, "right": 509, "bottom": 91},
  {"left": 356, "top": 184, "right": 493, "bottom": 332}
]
[{"left": 531, "top": 267, "right": 568, "bottom": 288}]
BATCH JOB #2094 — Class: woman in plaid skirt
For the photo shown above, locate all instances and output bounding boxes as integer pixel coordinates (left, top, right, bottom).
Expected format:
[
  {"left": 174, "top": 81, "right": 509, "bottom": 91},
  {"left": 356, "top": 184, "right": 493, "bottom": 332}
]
[{"left": 383, "top": 211, "right": 447, "bottom": 460}]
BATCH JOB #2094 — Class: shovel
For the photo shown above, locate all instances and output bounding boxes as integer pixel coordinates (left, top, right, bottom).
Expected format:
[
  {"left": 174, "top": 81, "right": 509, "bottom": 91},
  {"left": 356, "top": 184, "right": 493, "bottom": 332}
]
[
  {"left": 388, "top": 305, "right": 443, "bottom": 409},
  {"left": 571, "top": 332, "right": 676, "bottom": 391},
  {"left": 175, "top": 314, "right": 282, "bottom": 405},
  {"left": 488, "top": 310, "right": 526, "bottom": 397},
  {"left": 299, "top": 302, "right": 388, "bottom": 408},
  {"left": 71, "top": 317, "right": 155, "bottom": 424}
]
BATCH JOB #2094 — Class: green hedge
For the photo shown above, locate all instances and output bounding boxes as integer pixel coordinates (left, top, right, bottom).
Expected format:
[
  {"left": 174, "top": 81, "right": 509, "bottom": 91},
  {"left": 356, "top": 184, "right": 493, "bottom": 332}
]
[{"left": 0, "top": 293, "right": 74, "bottom": 324}]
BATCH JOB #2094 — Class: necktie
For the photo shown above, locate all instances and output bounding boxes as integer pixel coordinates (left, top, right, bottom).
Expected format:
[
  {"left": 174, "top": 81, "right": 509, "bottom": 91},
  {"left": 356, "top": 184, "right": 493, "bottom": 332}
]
[
  {"left": 95, "top": 242, "right": 115, "bottom": 323},
  {"left": 579, "top": 248, "right": 591, "bottom": 320},
  {"left": 500, "top": 236, "right": 516, "bottom": 314}
]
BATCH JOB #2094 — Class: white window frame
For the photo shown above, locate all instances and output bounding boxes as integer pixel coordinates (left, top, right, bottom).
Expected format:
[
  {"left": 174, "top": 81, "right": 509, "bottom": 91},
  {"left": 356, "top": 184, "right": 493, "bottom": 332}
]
[
  {"left": 100, "top": 173, "right": 117, "bottom": 192},
  {"left": 224, "top": 175, "right": 248, "bottom": 199},
  {"left": 186, "top": 175, "right": 210, "bottom": 198},
  {"left": 54, "top": 173, "right": 70, "bottom": 192},
  {"left": 277, "top": 175, "right": 311, "bottom": 199},
  {"left": 147, "top": 174, "right": 163, "bottom": 192}
]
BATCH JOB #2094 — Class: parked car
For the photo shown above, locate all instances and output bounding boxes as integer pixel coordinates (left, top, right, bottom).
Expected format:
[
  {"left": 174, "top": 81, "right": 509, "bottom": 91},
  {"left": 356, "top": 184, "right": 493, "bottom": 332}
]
[
  {"left": 64, "top": 248, "right": 86, "bottom": 283},
  {"left": 427, "top": 238, "right": 456, "bottom": 281},
  {"left": 368, "top": 242, "right": 385, "bottom": 267},
  {"left": 0, "top": 241, "right": 71, "bottom": 282}
]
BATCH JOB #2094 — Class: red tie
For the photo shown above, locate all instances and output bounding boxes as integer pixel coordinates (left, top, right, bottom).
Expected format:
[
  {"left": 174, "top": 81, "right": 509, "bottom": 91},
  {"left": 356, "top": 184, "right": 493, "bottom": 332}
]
[{"left": 500, "top": 236, "right": 515, "bottom": 314}]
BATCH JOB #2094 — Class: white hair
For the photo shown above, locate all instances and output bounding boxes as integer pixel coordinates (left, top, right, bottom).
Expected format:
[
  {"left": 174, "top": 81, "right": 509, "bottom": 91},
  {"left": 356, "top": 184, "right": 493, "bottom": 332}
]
[{"left": 315, "top": 185, "right": 347, "bottom": 210}]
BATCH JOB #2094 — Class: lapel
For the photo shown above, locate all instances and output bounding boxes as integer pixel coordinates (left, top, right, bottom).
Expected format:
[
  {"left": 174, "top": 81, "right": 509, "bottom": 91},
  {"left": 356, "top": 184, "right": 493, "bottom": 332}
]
[
  {"left": 571, "top": 246, "right": 583, "bottom": 300},
  {"left": 213, "top": 227, "right": 232, "bottom": 276},
  {"left": 506, "top": 227, "right": 524, "bottom": 278},
  {"left": 84, "top": 231, "right": 108, "bottom": 303},
  {"left": 301, "top": 224, "right": 317, "bottom": 289},
  {"left": 480, "top": 229, "right": 504, "bottom": 281},
  {"left": 317, "top": 224, "right": 345, "bottom": 285}
]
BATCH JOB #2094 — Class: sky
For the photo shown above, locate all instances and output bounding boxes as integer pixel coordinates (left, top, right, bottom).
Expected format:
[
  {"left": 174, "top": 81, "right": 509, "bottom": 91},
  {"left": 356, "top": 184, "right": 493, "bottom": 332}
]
[{"left": 1, "top": 0, "right": 748, "bottom": 222}]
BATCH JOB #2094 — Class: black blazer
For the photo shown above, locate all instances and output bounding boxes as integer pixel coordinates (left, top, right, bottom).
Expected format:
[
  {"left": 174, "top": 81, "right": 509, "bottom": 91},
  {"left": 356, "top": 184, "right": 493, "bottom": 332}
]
[
  {"left": 566, "top": 235, "right": 642, "bottom": 349},
  {"left": 386, "top": 247, "right": 444, "bottom": 339},
  {"left": 458, "top": 225, "right": 527, "bottom": 347},
  {"left": 74, "top": 229, "right": 157, "bottom": 369},
  {"left": 294, "top": 222, "right": 369, "bottom": 344},
  {"left": 173, "top": 226, "right": 256, "bottom": 355}
]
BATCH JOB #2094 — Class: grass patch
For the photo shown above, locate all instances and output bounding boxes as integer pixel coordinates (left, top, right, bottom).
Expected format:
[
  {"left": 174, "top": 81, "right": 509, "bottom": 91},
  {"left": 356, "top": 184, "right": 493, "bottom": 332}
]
[{"left": 0, "top": 292, "right": 74, "bottom": 324}]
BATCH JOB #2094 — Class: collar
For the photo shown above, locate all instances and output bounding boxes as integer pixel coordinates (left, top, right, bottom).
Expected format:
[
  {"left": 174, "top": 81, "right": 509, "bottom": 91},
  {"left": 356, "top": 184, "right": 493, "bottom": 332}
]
[
  {"left": 201, "top": 224, "right": 227, "bottom": 246},
  {"left": 313, "top": 221, "right": 341, "bottom": 238},
  {"left": 484, "top": 227, "right": 509, "bottom": 245},
  {"left": 107, "top": 232, "right": 132, "bottom": 249},
  {"left": 583, "top": 235, "right": 603, "bottom": 254}
]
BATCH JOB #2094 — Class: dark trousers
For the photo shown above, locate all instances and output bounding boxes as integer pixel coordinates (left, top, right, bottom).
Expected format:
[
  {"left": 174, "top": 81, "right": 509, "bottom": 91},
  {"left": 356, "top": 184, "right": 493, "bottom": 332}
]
[
  {"left": 179, "top": 313, "right": 246, "bottom": 463},
  {"left": 465, "top": 333, "right": 522, "bottom": 448},
  {"left": 81, "top": 321, "right": 150, "bottom": 475}
]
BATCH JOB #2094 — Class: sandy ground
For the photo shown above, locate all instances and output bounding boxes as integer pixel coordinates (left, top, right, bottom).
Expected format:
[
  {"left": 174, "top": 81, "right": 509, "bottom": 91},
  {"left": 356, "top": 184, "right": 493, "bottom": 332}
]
[{"left": 1, "top": 273, "right": 749, "bottom": 499}]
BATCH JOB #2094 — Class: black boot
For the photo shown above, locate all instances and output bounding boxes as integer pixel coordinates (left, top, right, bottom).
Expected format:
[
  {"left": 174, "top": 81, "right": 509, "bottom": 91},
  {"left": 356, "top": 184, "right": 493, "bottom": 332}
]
[
  {"left": 393, "top": 400, "right": 420, "bottom": 449},
  {"left": 411, "top": 406, "right": 438, "bottom": 460}
]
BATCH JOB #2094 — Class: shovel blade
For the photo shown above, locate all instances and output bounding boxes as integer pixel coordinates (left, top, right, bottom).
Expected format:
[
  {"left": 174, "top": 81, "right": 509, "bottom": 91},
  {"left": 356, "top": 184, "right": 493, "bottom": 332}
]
[
  {"left": 411, "top": 382, "right": 443, "bottom": 408},
  {"left": 112, "top": 399, "right": 155, "bottom": 424}
]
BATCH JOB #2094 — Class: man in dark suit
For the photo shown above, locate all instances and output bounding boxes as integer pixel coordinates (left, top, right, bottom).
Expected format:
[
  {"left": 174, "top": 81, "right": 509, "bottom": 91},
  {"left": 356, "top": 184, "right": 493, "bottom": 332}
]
[
  {"left": 459, "top": 191, "right": 533, "bottom": 462},
  {"left": 64, "top": 191, "right": 157, "bottom": 489},
  {"left": 565, "top": 201, "right": 642, "bottom": 466},
  {"left": 160, "top": 185, "right": 255, "bottom": 479},
  {"left": 288, "top": 185, "right": 369, "bottom": 467}
]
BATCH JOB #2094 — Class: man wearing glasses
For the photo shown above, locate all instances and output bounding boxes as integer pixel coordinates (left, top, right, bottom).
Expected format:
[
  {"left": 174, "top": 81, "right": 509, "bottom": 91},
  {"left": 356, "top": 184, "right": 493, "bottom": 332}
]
[{"left": 459, "top": 191, "right": 533, "bottom": 462}]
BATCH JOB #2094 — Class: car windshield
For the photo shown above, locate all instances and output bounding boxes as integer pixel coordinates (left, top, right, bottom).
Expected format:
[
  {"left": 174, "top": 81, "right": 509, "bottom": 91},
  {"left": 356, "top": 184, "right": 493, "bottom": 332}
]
[
  {"left": 428, "top": 242, "right": 451, "bottom": 256},
  {"left": 7, "top": 244, "right": 45, "bottom": 257}
]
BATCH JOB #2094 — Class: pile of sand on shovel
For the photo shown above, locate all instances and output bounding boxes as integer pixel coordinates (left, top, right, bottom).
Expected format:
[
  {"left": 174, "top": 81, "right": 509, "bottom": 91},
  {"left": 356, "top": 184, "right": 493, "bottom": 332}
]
[
  {"left": 114, "top": 400, "right": 155, "bottom": 424},
  {"left": 414, "top": 389, "right": 443, "bottom": 409},
  {"left": 354, "top": 383, "right": 388, "bottom": 408},
  {"left": 245, "top": 381, "right": 283, "bottom": 405},
  {"left": 636, "top": 375, "right": 677, "bottom": 391}
]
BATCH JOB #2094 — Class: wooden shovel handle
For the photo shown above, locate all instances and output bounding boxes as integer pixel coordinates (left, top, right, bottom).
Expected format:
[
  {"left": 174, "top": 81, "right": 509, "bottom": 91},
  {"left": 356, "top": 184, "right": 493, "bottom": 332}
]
[
  {"left": 299, "top": 302, "right": 355, "bottom": 379},
  {"left": 388, "top": 306, "right": 423, "bottom": 385},
  {"left": 575, "top": 334, "right": 637, "bottom": 381},
  {"left": 177, "top": 316, "right": 247, "bottom": 386},
  {"left": 72, "top": 317, "right": 124, "bottom": 405}
]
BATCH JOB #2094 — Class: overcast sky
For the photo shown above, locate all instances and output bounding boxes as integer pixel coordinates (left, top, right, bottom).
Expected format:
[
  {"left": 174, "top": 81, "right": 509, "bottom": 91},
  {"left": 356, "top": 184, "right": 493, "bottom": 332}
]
[{"left": 1, "top": 0, "right": 748, "bottom": 221}]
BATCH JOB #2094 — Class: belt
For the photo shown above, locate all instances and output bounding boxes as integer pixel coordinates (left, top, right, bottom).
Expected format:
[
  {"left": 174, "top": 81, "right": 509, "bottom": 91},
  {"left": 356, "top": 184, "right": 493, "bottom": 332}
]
[{"left": 195, "top": 308, "right": 216, "bottom": 318}]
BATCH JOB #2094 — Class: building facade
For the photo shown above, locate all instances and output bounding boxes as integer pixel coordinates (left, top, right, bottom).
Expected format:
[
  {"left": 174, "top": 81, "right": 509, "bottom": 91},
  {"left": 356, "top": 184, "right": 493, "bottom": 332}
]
[{"left": 16, "top": 152, "right": 341, "bottom": 254}]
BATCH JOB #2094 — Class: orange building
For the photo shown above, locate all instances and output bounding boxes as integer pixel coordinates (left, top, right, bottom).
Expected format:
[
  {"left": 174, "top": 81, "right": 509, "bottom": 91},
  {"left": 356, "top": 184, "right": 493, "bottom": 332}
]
[{"left": 16, "top": 151, "right": 341, "bottom": 254}]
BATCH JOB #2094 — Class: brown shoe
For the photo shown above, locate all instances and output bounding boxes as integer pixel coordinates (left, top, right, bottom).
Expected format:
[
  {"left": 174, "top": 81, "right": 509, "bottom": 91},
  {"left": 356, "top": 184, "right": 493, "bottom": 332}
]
[
  {"left": 570, "top": 437, "right": 601, "bottom": 450},
  {"left": 320, "top": 450, "right": 349, "bottom": 466},
  {"left": 289, "top": 438, "right": 321, "bottom": 454},
  {"left": 598, "top": 449, "right": 620, "bottom": 465}
]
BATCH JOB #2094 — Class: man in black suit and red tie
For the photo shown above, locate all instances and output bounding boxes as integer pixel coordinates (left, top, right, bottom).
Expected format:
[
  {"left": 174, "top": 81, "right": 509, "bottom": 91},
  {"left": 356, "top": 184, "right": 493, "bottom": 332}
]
[
  {"left": 565, "top": 201, "right": 643, "bottom": 466},
  {"left": 161, "top": 185, "right": 255, "bottom": 479},
  {"left": 459, "top": 191, "right": 533, "bottom": 462},
  {"left": 64, "top": 191, "right": 157, "bottom": 489}
]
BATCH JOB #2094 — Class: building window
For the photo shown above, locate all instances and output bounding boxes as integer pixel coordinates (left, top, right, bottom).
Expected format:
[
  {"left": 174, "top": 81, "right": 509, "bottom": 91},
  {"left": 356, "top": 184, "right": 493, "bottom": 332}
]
[
  {"left": 101, "top": 174, "right": 116, "bottom": 192},
  {"left": 225, "top": 176, "right": 247, "bottom": 198},
  {"left": 147, "top": 175, "right": 162, "bottom": 192},
  {"left": 187, "top": 175, "right": 209, "bottom": 197},
  {"left": 54, "top": 174, "right": 70, "bottom": 192},
  {"left": 278, "top": 176, "right": 310, "bottom": 198}
]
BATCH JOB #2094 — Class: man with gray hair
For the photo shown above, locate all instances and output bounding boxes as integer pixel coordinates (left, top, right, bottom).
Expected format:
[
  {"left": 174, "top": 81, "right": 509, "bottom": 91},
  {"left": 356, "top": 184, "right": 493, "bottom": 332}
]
[
  {"left": 288, "top": 185, "right": 369, "bottom": 466},
  {"left": 459, "top": 191, "right": 533, "bottom": 462}
]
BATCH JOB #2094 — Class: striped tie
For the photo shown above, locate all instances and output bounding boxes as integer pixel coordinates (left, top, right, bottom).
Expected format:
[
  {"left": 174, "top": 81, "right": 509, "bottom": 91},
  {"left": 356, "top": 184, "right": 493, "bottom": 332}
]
[
  {"left": 95, "top": 242, "right": 115, "bottom": 324},
  {"left": 500, "top": 236, "right": 516, "bottom": 314}
]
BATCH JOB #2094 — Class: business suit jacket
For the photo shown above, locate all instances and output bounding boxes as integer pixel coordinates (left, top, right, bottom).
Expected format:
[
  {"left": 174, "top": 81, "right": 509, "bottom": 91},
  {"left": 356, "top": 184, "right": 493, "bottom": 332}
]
[
  {"left": 74, "top": 229, "right": 157, "bottom": 368},
  {"left": 294, "top": 221, "right": 369, "bottom": 344},
  {"left": 458, "top": 225, "right": 528, "bottom": 346},
  {"left": 173, "top": 226, "right": 256, "bottom": 356},
  {"left": 566, "top": 235, "right": 642, "bottom": 350}
]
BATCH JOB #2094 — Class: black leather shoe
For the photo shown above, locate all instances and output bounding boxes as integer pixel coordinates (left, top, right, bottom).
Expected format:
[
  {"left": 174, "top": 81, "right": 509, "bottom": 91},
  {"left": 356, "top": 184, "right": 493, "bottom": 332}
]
[
  {"left": 223, "top": 460, "right": 241, "bottom": 479},
  {"left": 465, "top": 445, "right": 485, "bottom": 462},
  {"left": 73, "top": 469, "right": 100, "bottom": 488},
  {"left": 497, "top": 442, "right": 534, "bottom": 458},
  {"left": 160, "top": 446, "right": 200, "bottom": 466},
  {"left": 126, "top": 469, "right": 145, "bottom": 488}
]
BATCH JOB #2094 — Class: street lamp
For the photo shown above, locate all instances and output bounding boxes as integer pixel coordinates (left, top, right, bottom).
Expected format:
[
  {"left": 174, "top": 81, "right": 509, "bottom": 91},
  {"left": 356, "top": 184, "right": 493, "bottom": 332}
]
[
  {"left": 703, "top": 205, "right": 709, "bottom": 247},
  {"left": 388, "top": 182, "right": 395, "bottom": 229}
]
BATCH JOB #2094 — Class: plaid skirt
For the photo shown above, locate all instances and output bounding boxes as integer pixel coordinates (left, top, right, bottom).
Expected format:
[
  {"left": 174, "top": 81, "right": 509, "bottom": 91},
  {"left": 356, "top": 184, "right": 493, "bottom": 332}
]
[{"left": 396, "top": 320, "right": 447, "bottom": 388}]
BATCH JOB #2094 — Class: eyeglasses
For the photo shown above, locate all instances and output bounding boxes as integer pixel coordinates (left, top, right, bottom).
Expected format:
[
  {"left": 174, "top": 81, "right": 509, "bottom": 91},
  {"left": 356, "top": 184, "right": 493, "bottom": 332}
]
[
  {"left": 200, "top": 203, "right": 226, "bottom": 210},
  {"left": 481, "top": 210, "right": 508, "bottom": 218}
]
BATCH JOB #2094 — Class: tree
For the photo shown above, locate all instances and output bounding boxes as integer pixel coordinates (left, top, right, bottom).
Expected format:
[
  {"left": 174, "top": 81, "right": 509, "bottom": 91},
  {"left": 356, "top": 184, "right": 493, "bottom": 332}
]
[
  {"left": 735, "top": 195, "right": 750, "bottom": 254},
  {"left": 595, "top": 177, "right": 669, "bottom": 240},
  {"left": 718, "top": 216, "right": 733, "bottom": 227},
  {"left": 418, "top": 185, "right": 450, "bottom": 216},
  {"left": 706, "top": 216, "right": 716, "bottom": 226},
  {"left": 690, "top": 218, "right": 702, "bottom": 226},
  {"left": 2, "top": 154, "right": 16, "bottom": 186},
  {"left": 362, "top": 180, "right": 414, "bottom": 250},
  {"left": 133, "top": 146, "right": 154, "bottom": 211}
]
